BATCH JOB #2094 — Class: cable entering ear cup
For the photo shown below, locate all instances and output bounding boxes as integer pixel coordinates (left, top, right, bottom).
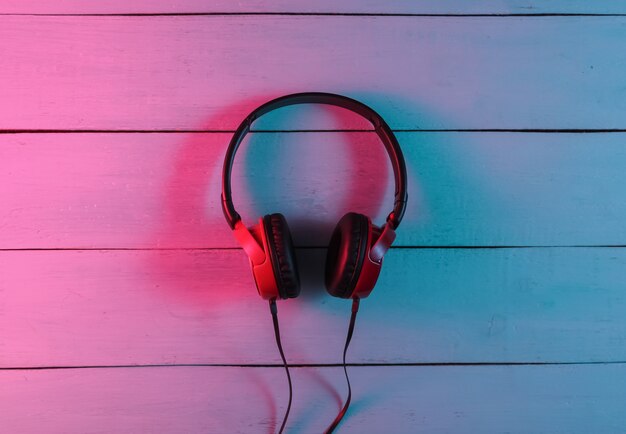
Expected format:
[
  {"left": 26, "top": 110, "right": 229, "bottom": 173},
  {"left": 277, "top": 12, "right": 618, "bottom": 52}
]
[
  {"left": 263, "top": 213, "right": 301, "bottom": 299},
  {"left": 325, "top": 212, "right": 369, "bottom": 298}
]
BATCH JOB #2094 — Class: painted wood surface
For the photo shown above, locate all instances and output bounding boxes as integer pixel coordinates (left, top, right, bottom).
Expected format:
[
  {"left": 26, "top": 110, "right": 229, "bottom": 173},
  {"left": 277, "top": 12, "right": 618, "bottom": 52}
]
[
  {"left": 2, "top": 364, "right": 625, "bottom": 433},
  {"left": 3, "top": 1, "right": 626, "bottom": 15},
  {"left": 3, "top": 132, "right": 626, "bottom": 249},
  {"left": 1, "top": 16, "right": 626, "bottom": 131},
  {"left": 2, "top": 3, "right": 625, "bottom": 432},
  {"left": 2, "top": 248, "right": 625, "bottom": 367}
]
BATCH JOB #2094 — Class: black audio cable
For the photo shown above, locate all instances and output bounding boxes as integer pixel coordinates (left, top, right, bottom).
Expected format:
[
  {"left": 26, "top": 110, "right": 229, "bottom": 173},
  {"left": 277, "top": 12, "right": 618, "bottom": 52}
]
[
  {"left": 325, "top": 297, "right": 360, "bottom": 433},
  {"left": 269, "top": 299, "right": 292, "bottom": 434}
]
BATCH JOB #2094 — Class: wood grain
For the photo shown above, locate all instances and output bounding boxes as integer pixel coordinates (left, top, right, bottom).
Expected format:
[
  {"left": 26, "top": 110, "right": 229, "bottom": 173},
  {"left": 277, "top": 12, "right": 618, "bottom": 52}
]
[
  {"left": 2, "top": 364, "right": 625, "bottom": 433},
  {"left": 3, "top": 132, "right": 626, "bottom": 249},
  {"left": 1, "top": 16, "right": 625, "bottom": 130},
  {"left": 2, "top": 248, "right": 625, "bottom": 367},
  {"left": 2, "top": 1, "right": 626, "bottom": 15},
  {"left": 2, "top": 5, "right": 624, "bottom": 431}
]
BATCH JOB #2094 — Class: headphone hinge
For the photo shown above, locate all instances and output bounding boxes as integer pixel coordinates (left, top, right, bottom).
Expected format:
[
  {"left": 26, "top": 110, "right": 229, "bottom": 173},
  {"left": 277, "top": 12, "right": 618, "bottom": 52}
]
[
  {"left": 233, "top": 221, "right": 266, "bottom": 265},
  {"left": 369, "top": 224, "right": 396, "bottom": 264}
]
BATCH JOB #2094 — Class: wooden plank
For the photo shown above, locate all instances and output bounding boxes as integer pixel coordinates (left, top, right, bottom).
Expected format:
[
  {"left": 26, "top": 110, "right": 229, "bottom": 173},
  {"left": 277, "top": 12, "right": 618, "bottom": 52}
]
[
  {"left": 2, "top": 364, "right": 625, "bottom": 433},
  {"left": 3, "top": 132, "right": 626, "bottom": 249},
  {"left": 1, "top": 16, "right": 625, "bottom": 130},
  {"left": 2, "top": 1, "right": 626, "bottom": 15},
  {"left": 2, "top": 248, "right": 625, "bottom": 367}
]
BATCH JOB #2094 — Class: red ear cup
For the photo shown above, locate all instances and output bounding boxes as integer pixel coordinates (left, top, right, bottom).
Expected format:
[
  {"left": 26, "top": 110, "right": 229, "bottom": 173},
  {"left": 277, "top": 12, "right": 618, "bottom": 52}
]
[
  {"left": 325, "top": 212, "right": 395, "bottom": 299},
  {"left": 325, "top": 212, "right": 370, "bottom": 298},
  {"left": 233, "top": 214, "right": 300, "bottom": 300},
  {"left": 263, "top": 213, "right": 301, "bottom": 299}
]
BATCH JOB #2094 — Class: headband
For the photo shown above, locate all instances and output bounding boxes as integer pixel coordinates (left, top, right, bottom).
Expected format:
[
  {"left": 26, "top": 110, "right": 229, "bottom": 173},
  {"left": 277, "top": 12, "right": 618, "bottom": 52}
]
[{"left": 221, "top": 92, "right": 408, "bottom": 230}]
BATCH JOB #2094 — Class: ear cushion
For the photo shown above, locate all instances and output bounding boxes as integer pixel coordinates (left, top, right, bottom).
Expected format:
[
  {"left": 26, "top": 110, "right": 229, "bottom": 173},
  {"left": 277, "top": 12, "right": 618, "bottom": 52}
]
[
  {"left": 325, "top": 212, "right": 369, "bottom": 298},
  {"left": 263, "top": 213, "right": 300, "bottom": 299}
]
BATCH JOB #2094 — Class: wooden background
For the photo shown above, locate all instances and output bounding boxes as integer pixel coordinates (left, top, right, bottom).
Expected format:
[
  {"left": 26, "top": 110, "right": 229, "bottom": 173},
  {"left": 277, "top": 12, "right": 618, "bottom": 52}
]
[{"left": 2, "top": 1, "right": 626, "bottom": 432}]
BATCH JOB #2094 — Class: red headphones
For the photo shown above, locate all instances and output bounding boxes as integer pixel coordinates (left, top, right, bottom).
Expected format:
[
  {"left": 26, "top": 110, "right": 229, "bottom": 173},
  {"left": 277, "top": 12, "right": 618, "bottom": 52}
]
[{"left": 221, "top": 92, "right": 408, "bottom": 301}]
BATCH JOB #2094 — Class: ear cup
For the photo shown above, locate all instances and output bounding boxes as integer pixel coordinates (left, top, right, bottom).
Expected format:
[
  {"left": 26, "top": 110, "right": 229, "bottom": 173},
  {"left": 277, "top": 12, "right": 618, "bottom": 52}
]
[
  {"left": 263, "top": 213, "right": 301, "bottom": 299},
  {"left": 325, "top": 212, "right": 369, "bottom": 298}
]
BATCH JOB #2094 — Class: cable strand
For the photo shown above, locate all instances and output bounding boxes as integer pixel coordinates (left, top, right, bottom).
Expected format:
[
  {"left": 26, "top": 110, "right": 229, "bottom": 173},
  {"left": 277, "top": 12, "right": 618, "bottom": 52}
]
[
  {"left": 324, "top": 297, "right": 360, "bottom": 433},
  {"left": 270, "top": 299, "right": 292, "bottom": 434}
]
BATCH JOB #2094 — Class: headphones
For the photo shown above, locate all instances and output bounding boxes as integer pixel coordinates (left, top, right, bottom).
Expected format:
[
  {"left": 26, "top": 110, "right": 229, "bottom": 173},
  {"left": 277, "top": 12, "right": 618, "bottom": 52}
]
[{"left": 221, "top": 92, "right": 407, "bottom": 301}]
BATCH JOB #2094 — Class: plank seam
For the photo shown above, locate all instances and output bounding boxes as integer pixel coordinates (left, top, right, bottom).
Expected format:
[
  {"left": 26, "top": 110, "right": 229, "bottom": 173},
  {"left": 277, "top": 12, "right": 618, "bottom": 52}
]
[
  {"left": 2, "top": 129, "right": 626, "bottom": 134},
  {"left": 1, "top": 13, "right": 626, "bottom": 18},
  {"left": 3, "top": 361, "right": 626, "bottom": 371},
  {"left": 1, "top": 246, "right": 626, "bottom": 252}
]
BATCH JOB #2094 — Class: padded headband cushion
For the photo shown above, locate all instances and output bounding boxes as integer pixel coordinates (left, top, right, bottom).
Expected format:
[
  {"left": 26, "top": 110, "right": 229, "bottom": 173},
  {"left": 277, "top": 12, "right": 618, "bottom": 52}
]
[
  {"left": 263, "top": 213, "right": 300, "bottom": 299},
  {"left": 325, "top": 212, "right": 369, "bottom": 298}
]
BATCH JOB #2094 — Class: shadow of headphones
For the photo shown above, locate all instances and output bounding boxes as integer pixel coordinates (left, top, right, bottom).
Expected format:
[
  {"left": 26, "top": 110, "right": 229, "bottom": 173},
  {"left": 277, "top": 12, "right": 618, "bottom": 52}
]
[{"left": 221, "top": 92, "right": 408, "bottom": 301}]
